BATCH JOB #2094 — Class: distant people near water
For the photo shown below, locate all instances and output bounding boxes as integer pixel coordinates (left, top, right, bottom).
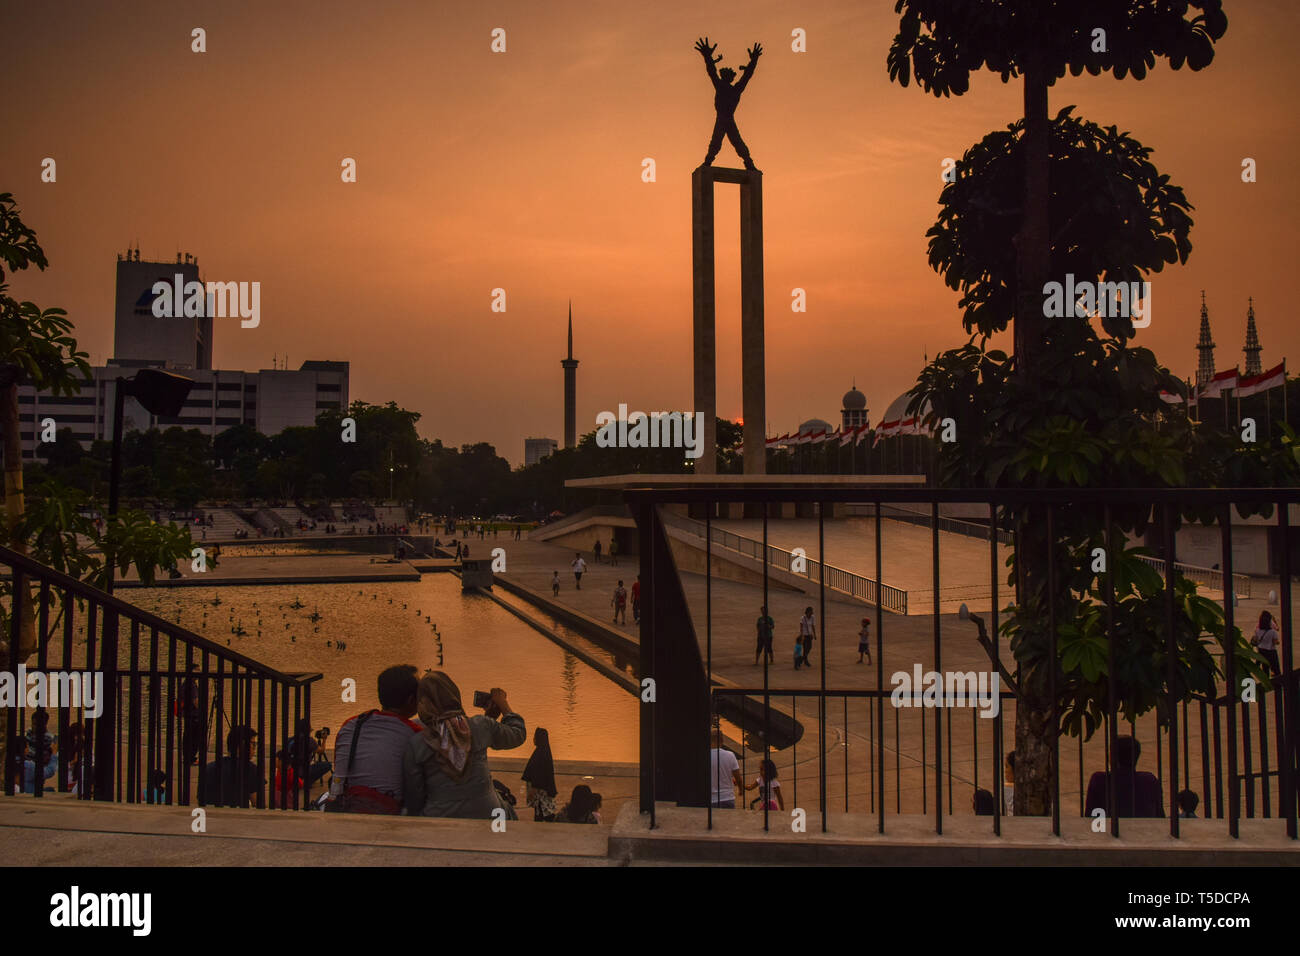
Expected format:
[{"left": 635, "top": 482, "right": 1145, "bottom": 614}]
[
  {"left": 180, "top": 663, "right": 204, "bottom": 768},
  {"left": 798, "top": 606, "right": 816, "bottom": 667},
  {"left": 1084, "top": 735, "right": 1164, "bottom": 818},
  {"left": 1252, "top": 611, "right": 1281, "bottom": 676},
  {"left": 571, "top": 553, "right": 587, "bottom": 589},
  {"left": 144, "top": 769, "right": 167, "bottom": 804},
  {"left": 1177, "top": 789, "right": 1199, "bottom": 819},
  {"left": 754, "top": 605, "right": 775, "bottom": 665},
  {"left": 593, "top": 538, "right": 602, "bottom": 564},
  {"left": 612, "top": 580, "right": 628, "bottom": 624},
  {"left": 555, "top": 784, "right": 600, "bottom": 824},
  {"left": 745, "top": 759, "right": 783, "bottom": 811},
  {"left": 285, "top": 717, "right": 331, "bottom": 794},
  {"left": 327, "top": 665, "right": 422, "bottom": 814},
  {"left": 857, "top": 617, "right": 872, "bottom": 664},
  {"left": 198, "top": 725, "right": 263, "bottom": 808},
  {"left": 973, "top": 788, "right": 996, "bottom": 815},
  {"left": 11, "top": 735, "right": 55, "bottom": 794},
  {"left": 1004, "top": 751, "right": 1015, "bottom": 815},
  {"left": 270, "top": 749, "right": 303, "bottom": 809},
  {"left": 608, "top": 536, "right": 619, "bottom": 566},
  {"left": 631, "top": 576, "right": 641, "bottom": 624},
  {"left": 63, "top": 721, "right": 84, "bottom": 792},
  {"left": 552, "top": 571, "right": 561, "bottom": 597},
  {"left": 402, "top": 672, "right": 526, "bottom": 819},
  {"left": 521, "top": 727, "right": 559, "bottom": 822},
  {"left": 709, "top": 723, "right": 743, "bottom": 809}
]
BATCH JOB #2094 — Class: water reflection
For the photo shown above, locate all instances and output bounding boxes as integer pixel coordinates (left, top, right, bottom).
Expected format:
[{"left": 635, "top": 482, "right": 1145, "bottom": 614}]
[
  {"left": 562, "top": 652, "right": 578, "bottom": 718},
  {"left": 134, "top": 575, "right": 638, "bottom": 762}
]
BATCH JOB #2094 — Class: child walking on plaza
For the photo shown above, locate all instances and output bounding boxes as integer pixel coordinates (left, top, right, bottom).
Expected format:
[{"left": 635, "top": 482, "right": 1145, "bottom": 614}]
[
  {"left": 857, "top": 617, "right": 872, "bottom": 664},
  {"left": 552, "top": 571, "right": 560, "bottom": 597},
  {"left": 794, "top": 635, "right": 804, "bottom": 670},
  {"left": 745, "top": 759, "right": 783, "bottom": 811}
]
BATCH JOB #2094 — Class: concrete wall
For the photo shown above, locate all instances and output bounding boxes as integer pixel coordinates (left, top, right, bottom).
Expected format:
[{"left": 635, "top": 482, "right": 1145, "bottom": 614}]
[{"left": 1176, "top": 523, "right": 1270, "bottom": 576}]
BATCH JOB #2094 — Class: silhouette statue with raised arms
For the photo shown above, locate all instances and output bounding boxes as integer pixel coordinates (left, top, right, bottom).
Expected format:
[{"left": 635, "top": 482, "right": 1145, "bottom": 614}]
[{"left": 695, "top": 37, "right": 762, "bottom": 171}]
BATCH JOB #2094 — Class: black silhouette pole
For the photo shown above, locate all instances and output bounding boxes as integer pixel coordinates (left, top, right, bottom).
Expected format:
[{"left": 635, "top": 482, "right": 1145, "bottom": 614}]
[{"left": 695, "top": 37, "right": 762, "bottom": 171}]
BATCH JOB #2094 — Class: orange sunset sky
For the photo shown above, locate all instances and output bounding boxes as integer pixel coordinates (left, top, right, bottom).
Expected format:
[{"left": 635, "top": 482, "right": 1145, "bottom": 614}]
[{"left": 3, "top": 0, "right": 1297, "bottom": 464}]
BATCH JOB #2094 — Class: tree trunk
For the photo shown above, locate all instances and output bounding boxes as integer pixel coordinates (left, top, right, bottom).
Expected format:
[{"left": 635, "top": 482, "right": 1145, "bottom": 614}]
[{"left": 1012, "top": 51, "right": 1055, "bottom": 816}]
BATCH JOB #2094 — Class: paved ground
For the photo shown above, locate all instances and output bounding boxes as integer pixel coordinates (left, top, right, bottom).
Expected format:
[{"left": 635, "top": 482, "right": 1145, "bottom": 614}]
[
  {"left": 3, "top": 794, "right": 1291, "bottom": 867},
  {"left": 115, "top": 553, "right": 424, "bottom": 587},
  {"left": 709, "top": 516, "right": 1014, "bottom": 612}
]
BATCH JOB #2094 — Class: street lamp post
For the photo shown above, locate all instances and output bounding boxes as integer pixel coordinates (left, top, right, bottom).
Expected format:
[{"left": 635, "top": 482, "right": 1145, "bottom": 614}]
[{"left": 95, "top": 368, "right": 193, "bottom": 801}]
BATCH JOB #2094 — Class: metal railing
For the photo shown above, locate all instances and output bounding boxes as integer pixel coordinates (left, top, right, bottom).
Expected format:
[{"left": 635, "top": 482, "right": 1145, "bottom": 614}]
[
  {"left": 709, "top": 684, "right": 1291, "bottom": 832},
  {"left": 2, "top": 543, "right": 322, "bottom": 809},
  {"left": 663, "top": 511, "right": 909, "bottom": 614},
  {"left": 1134, "top": 554, "right": 1252, "bottom": 599},
  {"left": 630, "top": 485, "right": 1298, "bottom": 842},
  {"left": 877, "top": 503, "right": 1014, "bottom": 546}
]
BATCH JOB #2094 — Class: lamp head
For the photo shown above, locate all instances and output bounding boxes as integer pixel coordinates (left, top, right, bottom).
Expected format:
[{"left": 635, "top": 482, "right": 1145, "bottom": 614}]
[{"left": 126, "top": 368, "right": 194, "bottom": 418}]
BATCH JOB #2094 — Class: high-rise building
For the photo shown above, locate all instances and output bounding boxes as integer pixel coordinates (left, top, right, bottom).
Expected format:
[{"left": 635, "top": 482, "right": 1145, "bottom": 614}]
[
  {"left": 17, "top": 250, "right": 348, "bottom": 460},
  {"left": 1195, "top": 291, "right": 1216, "bottom": 387},
  {"left": 561, "top": 302, "right": 579, "bottom": 448},
  {"left": 524, "top": 437, "right": 558, "bottom": 467},
  {"left": 1243, "top": 297, "right": 1262, "bottom": 377},
  {"left": 113, "top": 248, "right": 213, "bottom": 370}
]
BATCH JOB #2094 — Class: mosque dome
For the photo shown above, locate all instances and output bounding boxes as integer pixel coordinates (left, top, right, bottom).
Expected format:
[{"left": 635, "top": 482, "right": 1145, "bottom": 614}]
[
  {"left": 842, "top": 386, "right": 867, "bottom": 411},
  {"left": 797, "top": 418, "right": 834, "bottom": 436}
]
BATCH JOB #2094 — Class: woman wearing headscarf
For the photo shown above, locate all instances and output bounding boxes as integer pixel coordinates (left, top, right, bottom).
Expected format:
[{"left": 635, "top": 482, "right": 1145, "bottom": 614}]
[
  {"left": 556, "top": 784, "right": 600, "bottom": 824},
  {"left": 521, "top": 727, "right": 558, "bottom": 821},
  {"left": 402, "top": 671, "right": 526, "bottom": 818}
]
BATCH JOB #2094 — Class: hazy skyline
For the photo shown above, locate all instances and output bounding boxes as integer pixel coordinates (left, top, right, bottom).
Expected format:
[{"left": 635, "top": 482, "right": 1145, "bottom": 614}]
[{"left": 3, "top": 0, "right": 1297, "bottom": 464}]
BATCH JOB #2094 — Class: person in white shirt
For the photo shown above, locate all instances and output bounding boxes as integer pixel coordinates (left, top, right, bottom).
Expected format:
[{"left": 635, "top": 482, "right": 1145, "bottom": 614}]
[
  {"left": 1252, "top": 611, "right": 1281, "bottom": 676},
  {"left": 571, "top": 553, "right": 587, "bottom": 590},
  {"left": 709, "top": 725, "right": 743, "bottom": 808},
  {"left": 799, "top": 607, "right": 816, "bottom": 667}
]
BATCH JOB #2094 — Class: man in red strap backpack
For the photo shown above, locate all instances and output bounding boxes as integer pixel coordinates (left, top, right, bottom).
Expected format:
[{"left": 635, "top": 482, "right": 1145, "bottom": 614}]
[{"left": 323, "top": 665, "right": 422, "bottom": 814}]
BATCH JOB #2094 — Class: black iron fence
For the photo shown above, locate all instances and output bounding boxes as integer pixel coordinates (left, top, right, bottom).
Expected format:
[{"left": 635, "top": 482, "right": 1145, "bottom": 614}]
[
  {"left": 629, "top": 485, "right": 1298, "bottom": 841},
  {"left": 2, "top": 544, "right": 321, "bottom": 809}
]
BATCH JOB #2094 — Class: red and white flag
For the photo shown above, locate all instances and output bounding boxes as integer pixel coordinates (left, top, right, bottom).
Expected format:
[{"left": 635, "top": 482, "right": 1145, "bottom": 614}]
[
  {"left": 840, "top": 426, "right": 856, "bottom": 446},
  {"left": 1200, "top": 368, "right": 1239, "bottom": 399},
  {"left": 1237, "top": 361, "right": 1286, "bottom": 398},
  {"left": 1158, "top": 390, "right": 1184, "bottom": 404}
]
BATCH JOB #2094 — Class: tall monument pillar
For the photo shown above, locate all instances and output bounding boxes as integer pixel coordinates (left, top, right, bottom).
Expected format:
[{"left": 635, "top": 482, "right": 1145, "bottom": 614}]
[
  {"left": 693, "top": 165, "right": 766, "bottom": 474},
  {"left": 561, "top": 303, "right": 579, "bottom": 448}
]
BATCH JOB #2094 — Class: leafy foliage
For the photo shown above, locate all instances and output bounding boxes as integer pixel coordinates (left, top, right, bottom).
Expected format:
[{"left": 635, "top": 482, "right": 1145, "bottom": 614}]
[
  {"left": 887, "top": 0, "right": 1227, "bottom": 95},
  {"left": 925, "top": 109, "right": 1193, "bottom": 340}
]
